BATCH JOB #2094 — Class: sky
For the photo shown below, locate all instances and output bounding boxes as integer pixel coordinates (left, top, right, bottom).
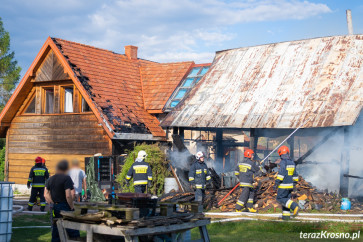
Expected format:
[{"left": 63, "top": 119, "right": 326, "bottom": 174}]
[{"left": 1, "top": 0, "right": 363, "bottom": 77}]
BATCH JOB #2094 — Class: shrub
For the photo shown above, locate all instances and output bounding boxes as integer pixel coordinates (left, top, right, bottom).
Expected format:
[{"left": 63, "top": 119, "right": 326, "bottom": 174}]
[
  {"left": 116, "top": 143, "right": 171, "bottom": 195},
  {"left": 0, "top": 146, "right": 5, "bottom": 181}
]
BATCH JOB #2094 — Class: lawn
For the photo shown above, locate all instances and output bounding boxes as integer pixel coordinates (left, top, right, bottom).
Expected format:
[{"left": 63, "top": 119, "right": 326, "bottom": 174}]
[
  {"left": 12, "top": 214, "right": 363, "bottom": 242},
  {"left": 12, "top": 214, "right": 52, "bottom": 242},
  {"left": 191, "top": 220, "right": 363, "bottom": 242}
]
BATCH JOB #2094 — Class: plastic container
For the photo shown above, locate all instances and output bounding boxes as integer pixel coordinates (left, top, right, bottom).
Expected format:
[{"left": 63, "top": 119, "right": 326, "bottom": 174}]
[
  {"left": 164, "top": 178, "right": 179, "bottom": 193},
  {"left": 341, "top": 198, "right": 351, "bottom": 210},
  {"left": 0, "top": 182, "right": 14, "bottom": 242}
]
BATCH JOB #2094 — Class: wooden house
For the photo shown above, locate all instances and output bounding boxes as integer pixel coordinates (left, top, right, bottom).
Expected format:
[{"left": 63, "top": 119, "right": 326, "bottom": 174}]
[{"left": 0, "top": 37, "right": 210, "bottom": 184}]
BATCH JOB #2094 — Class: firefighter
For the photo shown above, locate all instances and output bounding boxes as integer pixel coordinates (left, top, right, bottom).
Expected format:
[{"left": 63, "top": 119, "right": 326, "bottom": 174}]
[
  {"left": 27, "top": 156, "right": 49, "bottom": 211},
  {"left": 188, "top": 151, "right": 211, "bottom": 202},
  {"left": 125, "top": 150, "right": 152, "bottom": 193},
  {"left": 235, "top": 149, "right": 261, "bottom": 213},
  {"left": 274, "top": 145, "right": 299, "bottom": 220}
]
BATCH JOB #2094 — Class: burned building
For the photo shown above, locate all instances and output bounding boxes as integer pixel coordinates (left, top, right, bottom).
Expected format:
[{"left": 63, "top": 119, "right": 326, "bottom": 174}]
[
  {"left": 162, "top": 35, "right": 363, "bottom": 197},
  {"left": 0, "top": 37, "right": 210, "bottom": 184}
]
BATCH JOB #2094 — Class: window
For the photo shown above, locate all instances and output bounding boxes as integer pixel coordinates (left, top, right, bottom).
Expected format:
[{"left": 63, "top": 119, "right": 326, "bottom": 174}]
[
  {"left": 44, "top": 89, "right": 54, "bottom": 114},
  {"left": 63, "top": 87, "right": 74, "bottom": 113},
  {"left": 166, "top": 64, "right": 211, "bottom": 109},
  {"left": 170, "top": 100, "right": 180, "bottom": 108},
  {"left": 24, "top": 96, "right": 36, "bottom": 114},
  {"left": 81, "top": 97, "right": 91, "bottom": 112}
]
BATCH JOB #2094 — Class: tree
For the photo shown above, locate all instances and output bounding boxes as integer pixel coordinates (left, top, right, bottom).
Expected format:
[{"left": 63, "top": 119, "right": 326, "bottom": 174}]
[{"left": 0, "top": 17, "right": 21, "bottom": 109}]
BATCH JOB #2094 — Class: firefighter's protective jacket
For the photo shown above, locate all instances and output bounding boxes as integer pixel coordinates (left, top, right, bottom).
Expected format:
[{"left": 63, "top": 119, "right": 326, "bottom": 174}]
[
  {"left": 235, "top": 158, "right": 261, "bottom": 187},
  {"left": 275, "top": 154, "right": 298, "bottom": 189},
  {"left": 28, "top": 164, "right": 49, "bottom": 187},
  {"left": 188, "top": 161, "right": 211, "bottom": 189},
  {"left": 126, "top": 159, "right": 152, "bottom": 186}
]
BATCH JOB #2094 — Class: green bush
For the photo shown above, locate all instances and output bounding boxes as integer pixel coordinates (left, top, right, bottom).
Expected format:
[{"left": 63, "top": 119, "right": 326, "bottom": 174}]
[
  {"left": 116, "top": 143, "right": 171, "bottom": 195},
  {"left": 0, "top": 146, "right": 5, "bottom": 181}
]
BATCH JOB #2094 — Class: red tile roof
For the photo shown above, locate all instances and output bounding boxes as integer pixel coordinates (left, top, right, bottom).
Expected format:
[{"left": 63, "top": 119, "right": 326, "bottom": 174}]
[
  {"left": 52, "top": 38, "right": 172, "bottom": 137},
  {"left": 140, "top": 62, "right": 193, "bottom": 111}
]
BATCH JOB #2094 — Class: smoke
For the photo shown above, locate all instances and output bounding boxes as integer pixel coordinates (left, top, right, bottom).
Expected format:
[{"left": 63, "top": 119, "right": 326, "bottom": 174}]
[{"left": 295, "top": 114, "right": 363, "bottom": 197}]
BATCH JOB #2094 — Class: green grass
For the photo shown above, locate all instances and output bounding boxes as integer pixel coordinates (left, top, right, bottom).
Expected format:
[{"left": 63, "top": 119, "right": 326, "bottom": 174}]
[
  {"left": 12, "top": 214, "right": 52, "bottom": 242},
  {"left": 12, "top": 214, "right": 363, "bottom": 242},
  {"left": 191, "top": 221, "right": 363, "bottom": 242}
]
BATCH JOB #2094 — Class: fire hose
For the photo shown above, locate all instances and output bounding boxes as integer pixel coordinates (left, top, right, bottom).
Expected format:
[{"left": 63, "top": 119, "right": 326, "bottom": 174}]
[{"left": 217, "top": 182, "right": 240, "bottom": 206}]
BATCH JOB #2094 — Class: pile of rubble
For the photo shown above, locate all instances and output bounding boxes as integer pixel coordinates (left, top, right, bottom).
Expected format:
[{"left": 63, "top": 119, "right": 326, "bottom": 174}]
[{"left": 161, "top": 173, "right": 363, "bottom": 213}]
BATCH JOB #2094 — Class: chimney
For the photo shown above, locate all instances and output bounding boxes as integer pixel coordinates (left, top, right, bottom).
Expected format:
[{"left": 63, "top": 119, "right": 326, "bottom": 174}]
[
  {"left": 346, "top": 9, "right": 354, "bottom": 35},
  {"left": 125, "top": 45, "right": 138, "bottom": 60}
]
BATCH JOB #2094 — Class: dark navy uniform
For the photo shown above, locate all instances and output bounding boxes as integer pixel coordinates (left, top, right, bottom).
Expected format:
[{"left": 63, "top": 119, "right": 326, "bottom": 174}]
[
  {"left": 126, "top": 159, "right": 152, "bottom": 193},
  {"left": 275, "top": 154, "right": 299, "bottom": 219},
  {"left": 28, "top": 163, "right": 49, "bottom": 211},
  {"left": 235, "top": 158, "right": 261, "bottom": 210},
  {"left": 188, "top": 161, "right": 211, "bottom": 202}
]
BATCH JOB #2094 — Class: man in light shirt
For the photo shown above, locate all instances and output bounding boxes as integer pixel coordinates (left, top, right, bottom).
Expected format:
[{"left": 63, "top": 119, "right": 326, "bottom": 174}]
[{"left": 68, "top": 159, "right": 87, "bottom": 202}]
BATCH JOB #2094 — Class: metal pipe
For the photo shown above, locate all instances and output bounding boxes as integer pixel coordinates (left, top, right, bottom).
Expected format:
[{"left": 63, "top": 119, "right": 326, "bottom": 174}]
[{"left": 346, "top": 10, "right": 354, "bottom": 35}]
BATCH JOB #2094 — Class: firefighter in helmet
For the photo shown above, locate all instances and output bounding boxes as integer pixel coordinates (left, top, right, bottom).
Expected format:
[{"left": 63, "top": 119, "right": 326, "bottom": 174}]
[
  {"left": 189, "top": 151, "right": 211, "bottom": 202},
  {"left": 27, "top": 156, "right": 49, "bottom": 211},
  {"left": 126, "top": 150, "right": 152, "bottom": 193},
  {"left": 235, "top": 149, "right": 261, "bottom": 213},
  {"left": 274, "top": 145, "right": 299, "bottom": 220}
]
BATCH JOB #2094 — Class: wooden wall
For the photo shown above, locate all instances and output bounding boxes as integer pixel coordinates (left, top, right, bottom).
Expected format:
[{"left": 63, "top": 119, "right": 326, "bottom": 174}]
[{"left": 7, "top": 114, "right": 112, "bottom": 184}]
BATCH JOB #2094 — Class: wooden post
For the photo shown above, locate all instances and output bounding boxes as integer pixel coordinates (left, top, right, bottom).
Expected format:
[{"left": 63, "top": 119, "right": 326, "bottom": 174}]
[
  {"left": 340, "top": 127, "right": 350, "bottom": 197},
  {"left": 287, "top": 134, "right": 294, "bottom": 161},
  {"left": 179, "top": 127, "right": 185, "bottom": 142},
  {"left": 216, "top": 129, "right": 223, "bottom": 162}
]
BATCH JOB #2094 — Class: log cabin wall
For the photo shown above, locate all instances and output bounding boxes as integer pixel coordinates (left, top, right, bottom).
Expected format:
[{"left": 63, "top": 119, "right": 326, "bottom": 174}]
[
  {"left": 7, "top": 114, "right": 112, "bottom": 184},
  {"left": 6, "top": 49, "right": 112, "bottom": 184}
]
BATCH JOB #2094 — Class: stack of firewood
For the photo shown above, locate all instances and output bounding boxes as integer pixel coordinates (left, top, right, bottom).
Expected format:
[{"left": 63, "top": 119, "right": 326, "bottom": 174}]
[{"left": 161, "top": 173, "right": 363, "bottom": 213}]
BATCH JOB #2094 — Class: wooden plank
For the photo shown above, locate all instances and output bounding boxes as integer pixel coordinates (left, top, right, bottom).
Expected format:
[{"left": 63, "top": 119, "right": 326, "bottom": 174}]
[
  {"left": 4, "top": 129, "right": 9, "bottom": 181},
  {"left": 9, "top": 153, "right": 92, "bottom": 160},
  {"left": 34, "top": 50, "right": 70, "bottom": 82},
  {"left": 54, "top": 85, "right": 60, "bottom": 113},
  {"left": 35, "top": 86, "right": 42, "bottom": 114},
  {"left": 9, "top": 128, "right": 105, "bottom": 136},
  {"left": 8, "top": 177, "right": 28, "bottom": 184},
  {"left": 9, "top": 134, "right": 106, "bottom": 142},
  {"left": 74, "top": 88, "right": 80, "bottom": 113},
  {"left": 9, "top": 147, "right": 110, "bottom": 155},
  {"left": 12, "top": 113, "right": 97, "bottom": 122}
]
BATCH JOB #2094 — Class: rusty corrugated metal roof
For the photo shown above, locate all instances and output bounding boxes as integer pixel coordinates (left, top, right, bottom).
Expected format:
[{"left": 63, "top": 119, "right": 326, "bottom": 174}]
[{"left": 162, "top": 35, "right": 363, "bottom": 129}]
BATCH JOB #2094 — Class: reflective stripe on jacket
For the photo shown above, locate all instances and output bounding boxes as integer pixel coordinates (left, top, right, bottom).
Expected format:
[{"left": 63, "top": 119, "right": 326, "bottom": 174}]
[
  {"left": 188, "top": 161, "right": 211, "bottom": 189},
  {"left": 275, "top": 154, "right": 298, "bottom": 189},
  {"left": 126, "top": 159, "right": 152, "bottom": 185},
  {"left": 28, "top": 165, "right": 49, "bottom": 186},
  {"left": 235, "top": 158, "right": 261, "bottom": 187}
]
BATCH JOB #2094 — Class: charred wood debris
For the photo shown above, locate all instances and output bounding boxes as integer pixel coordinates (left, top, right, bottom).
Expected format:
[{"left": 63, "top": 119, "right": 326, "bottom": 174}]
[{"left": 162, "top": 171, "right": 363, "bottom": 213}]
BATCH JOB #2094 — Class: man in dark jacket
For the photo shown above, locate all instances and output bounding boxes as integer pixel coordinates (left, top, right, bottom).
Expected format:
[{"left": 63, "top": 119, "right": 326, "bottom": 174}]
[
  {"left": 235, "top": 149, "right": 261, "bottom": 213},
  {"left": 27, "top": 156, "right": 49, "bottom": 211},
  {"left": 45, "top": 160, "right": 79, "bottom": 242},
  {"left": 126, "top": 150, "right": 152, "bottom": 193},
  {"left": 189, "top": 151, "right": 211, "bottom": 202},
  {"left": 274, "top": 145, "right": 299, "bottom": 220}
]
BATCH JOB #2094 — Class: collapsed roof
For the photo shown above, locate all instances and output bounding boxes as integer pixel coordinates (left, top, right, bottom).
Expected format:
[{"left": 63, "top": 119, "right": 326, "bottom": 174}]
[{"left": 162, "top": 35, "right": 363, "bottom": 129}]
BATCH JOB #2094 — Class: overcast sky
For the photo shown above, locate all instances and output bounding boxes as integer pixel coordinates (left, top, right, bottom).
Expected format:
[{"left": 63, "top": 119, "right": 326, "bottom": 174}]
[{"left": 1, "top": 0, "right": 362, "bottom": 76}]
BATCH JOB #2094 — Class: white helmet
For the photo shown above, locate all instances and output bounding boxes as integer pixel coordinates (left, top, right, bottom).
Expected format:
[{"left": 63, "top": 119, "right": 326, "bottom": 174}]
[
  {"left": 137, "top": 150, "right": 147, "bottom": 159},
  {"left": 195, "top": 151, "right": 205, "bottom": 160}
]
